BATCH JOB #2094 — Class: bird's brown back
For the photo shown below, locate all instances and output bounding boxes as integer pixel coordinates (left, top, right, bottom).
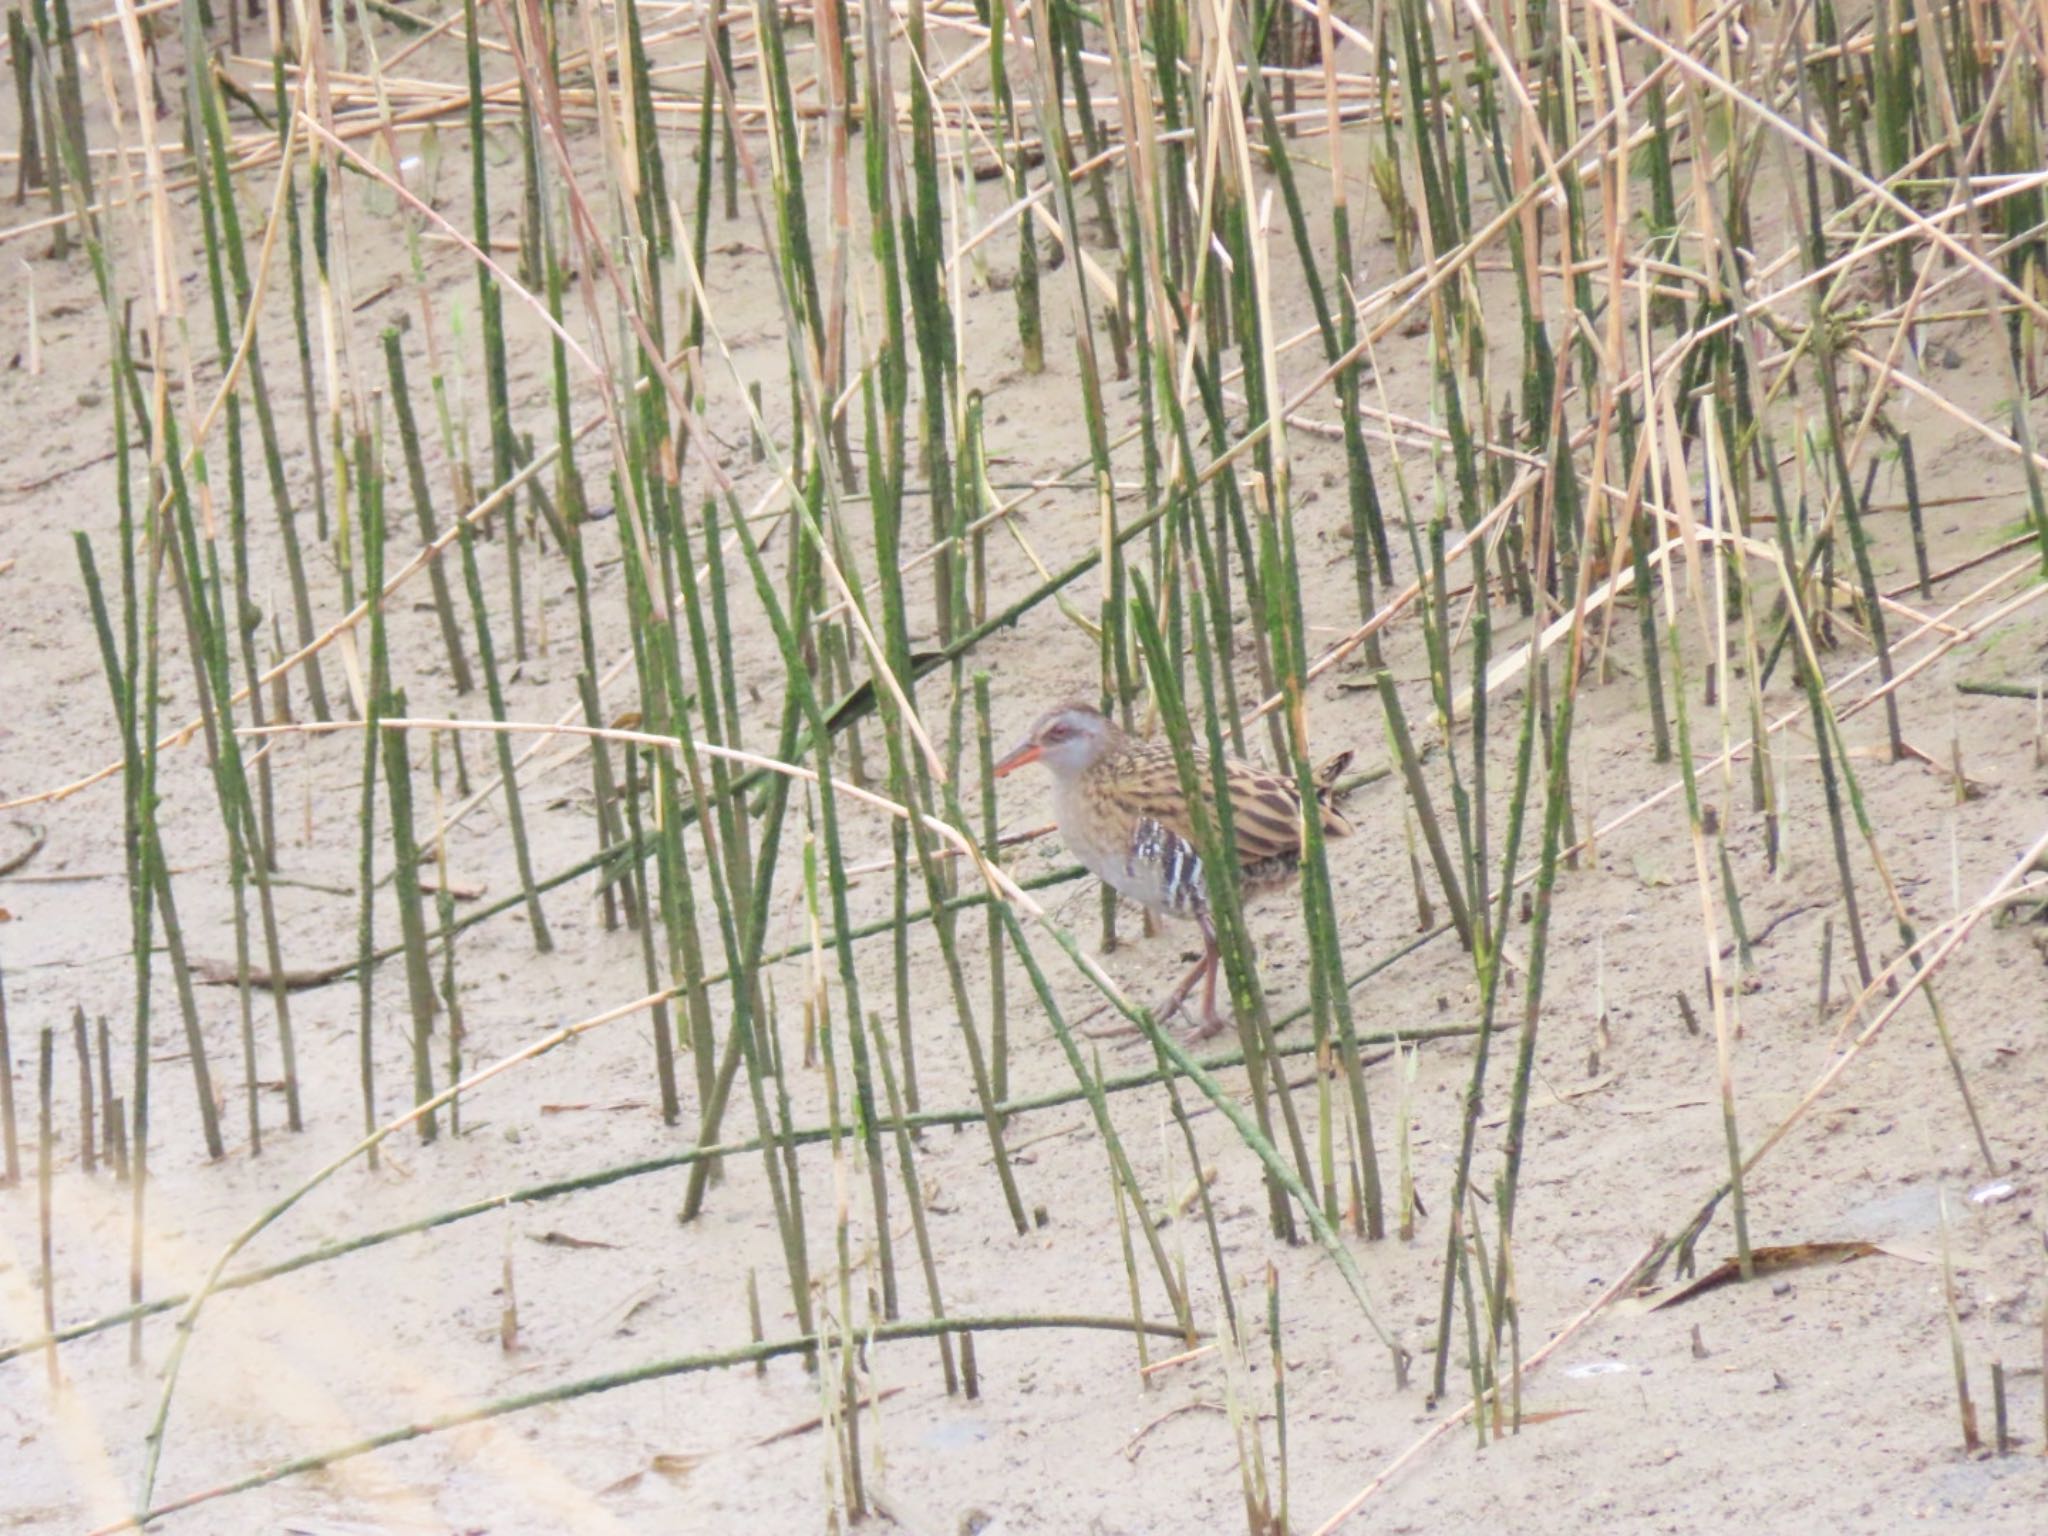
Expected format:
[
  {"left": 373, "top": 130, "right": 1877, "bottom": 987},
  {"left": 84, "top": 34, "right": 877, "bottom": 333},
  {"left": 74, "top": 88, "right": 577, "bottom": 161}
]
[{"left": 1090, "top": 738, "right": 1351, "bottom": 883}]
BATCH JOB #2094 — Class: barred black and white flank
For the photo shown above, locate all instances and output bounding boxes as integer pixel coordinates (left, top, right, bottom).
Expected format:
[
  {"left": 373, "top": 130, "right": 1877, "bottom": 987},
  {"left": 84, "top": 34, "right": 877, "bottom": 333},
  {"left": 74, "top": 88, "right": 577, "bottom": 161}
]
[{"left": 994, "top": 702, "right": 1351, "bottom": 1038}]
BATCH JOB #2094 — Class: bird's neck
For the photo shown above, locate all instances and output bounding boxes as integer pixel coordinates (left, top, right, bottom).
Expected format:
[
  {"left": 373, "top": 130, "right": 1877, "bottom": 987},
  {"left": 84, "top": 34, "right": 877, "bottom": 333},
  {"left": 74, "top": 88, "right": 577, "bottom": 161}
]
[{"left": 1047, "top": 765, "right": 1094, "bottom": 841}]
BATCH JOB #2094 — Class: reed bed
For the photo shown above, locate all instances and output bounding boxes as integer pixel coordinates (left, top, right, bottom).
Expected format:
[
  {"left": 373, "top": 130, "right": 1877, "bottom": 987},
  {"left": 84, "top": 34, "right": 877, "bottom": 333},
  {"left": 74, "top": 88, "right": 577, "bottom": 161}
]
[{"left": 3, "top": 0, "right": 2048, "bottom": 1528}]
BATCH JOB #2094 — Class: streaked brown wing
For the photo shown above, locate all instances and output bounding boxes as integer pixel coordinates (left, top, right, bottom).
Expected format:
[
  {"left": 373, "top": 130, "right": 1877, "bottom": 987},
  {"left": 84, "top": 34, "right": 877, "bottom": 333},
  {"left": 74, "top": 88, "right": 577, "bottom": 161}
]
[{"left": 1108, "top": 741, "right": 1319, "bottom": 868}]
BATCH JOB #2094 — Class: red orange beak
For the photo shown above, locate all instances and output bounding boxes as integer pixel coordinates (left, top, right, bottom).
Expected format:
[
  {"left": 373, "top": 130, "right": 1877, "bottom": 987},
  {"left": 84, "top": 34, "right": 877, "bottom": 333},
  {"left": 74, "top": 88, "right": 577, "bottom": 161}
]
[{"left": 991, "top": 740, "right": 1042, "bottom": 778}]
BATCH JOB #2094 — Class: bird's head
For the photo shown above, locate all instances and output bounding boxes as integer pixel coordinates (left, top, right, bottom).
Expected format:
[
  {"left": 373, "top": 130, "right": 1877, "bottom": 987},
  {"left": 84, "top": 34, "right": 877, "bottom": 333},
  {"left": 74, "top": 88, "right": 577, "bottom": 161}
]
[{"left": 992, "top": 702, "right": 1118, "bottom": 781}]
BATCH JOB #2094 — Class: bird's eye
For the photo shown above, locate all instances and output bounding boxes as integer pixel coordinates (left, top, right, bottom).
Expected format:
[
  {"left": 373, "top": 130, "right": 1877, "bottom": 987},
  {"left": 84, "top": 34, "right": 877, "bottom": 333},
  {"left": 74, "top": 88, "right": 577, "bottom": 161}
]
[{"left": 1044, "top": 724, "right": 1070, "bottom": 742}]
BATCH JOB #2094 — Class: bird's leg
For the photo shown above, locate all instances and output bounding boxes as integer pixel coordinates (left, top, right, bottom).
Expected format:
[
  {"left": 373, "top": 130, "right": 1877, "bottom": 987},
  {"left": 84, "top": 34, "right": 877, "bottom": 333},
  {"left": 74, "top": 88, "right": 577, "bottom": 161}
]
[
  {"left": 1185, "top": 916, "right": 1229, "bottom": 1042},
  {"left": 1084, "top": 931, "right": 1210, "bottom": 1041},
  {"left": 1154, "top": 951, "right": 1209, "bottom": 1023},
  {"left": 1081, "top": 952, "right": 1205, "bottom": 1041}
]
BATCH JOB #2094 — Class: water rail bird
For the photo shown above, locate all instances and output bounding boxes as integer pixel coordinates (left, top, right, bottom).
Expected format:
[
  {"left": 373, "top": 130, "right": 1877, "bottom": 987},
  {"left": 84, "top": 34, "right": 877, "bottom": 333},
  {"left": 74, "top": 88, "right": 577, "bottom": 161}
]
[{"left": 993, "top": 702, "right": 1352, "bottom": 1038}]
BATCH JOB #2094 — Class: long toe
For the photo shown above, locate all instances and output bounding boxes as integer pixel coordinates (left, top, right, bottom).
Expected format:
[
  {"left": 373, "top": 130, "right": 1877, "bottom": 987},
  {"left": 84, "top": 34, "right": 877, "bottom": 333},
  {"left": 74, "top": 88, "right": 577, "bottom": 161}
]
[
  {"left": 1184, "top": 1004, "right": 1231, "bottom": 1043},
  {"left": 1154, "top": 953, "right": 1208, "bottom": 1022}
]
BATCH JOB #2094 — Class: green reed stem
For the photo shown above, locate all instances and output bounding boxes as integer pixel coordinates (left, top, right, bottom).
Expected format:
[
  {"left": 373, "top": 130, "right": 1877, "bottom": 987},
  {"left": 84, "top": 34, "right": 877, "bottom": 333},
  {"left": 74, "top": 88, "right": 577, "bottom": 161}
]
[
  {"left": 1130, "top": 574, "right": 1312, "bottom": 1238},
  {"left": 379, "top": 688, "right": 439, "bottom": 1141},
  {"left": 451, "top": 475, "right": 553, "bottom": 952},
  {"left": 867, "top": 1009, "right": 960, "bottom": 1391},
  {"left": 986, "top": 0, "right": 1042, "bottom": 372},
  {"left": 464, "top": 0, "right": 524, "bottom": 659},
  {"left": 996, "top": 906, "right": 1194, "bottom": 1339},
  {"left": 382, "top": 330, "right": 474, "bottom": 693},
  {"left": 1258, "top": 490, "right": 1385, "bottom": 1238},
  {"left": 9, "top": 1008, "right": 1478, "bottom": 1369},
  {"left": 108, "top": 1314, "right": 1190, "bottom": 1532}
]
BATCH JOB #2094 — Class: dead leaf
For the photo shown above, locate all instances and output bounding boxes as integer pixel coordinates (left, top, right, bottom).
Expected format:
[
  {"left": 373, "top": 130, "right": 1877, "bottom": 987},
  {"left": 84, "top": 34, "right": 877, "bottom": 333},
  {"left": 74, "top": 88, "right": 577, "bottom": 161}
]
[
  {"left": 651, "top": 1452, "right": 705, "bottom": 1484},
  {"left": 1481, "top": 1072, "right": 1615, "bottom": 1126},
  {"left": 192, "top": 956, "right": 352, "bottom": 991},
  {"left": 500, "top": 1247, "right": 520, "bottom": 1352},
  {"left": 1630, "top": 854, "right": 1673, "bottom": 888},
  {"left": 1508, "top": 1408, "right": 1588, "bottom": 1427},
  {"left": 1556, "top": 1071, "right": 1618, "bottom": 1102},
  {"left": 1614, "top": 1097, "right": 1711, "bottom": 1115},
  {"left": 1651, "top": 1241, "right": 1879, "bottom": 1309},
  {"left": 599, "top": 1453, "right": 706, "bottom": 1496},
  {"left": 419, "top": 873, "right": 484, "bottom": 901},
  {"left": 754, "top": 1387, "right": 907, "bottom": 1447},
  {"left": 579, "top": 1280, "right": 664, "bottom": 1344},
  {"left": 541, "top": 1100, "right": 647, "bottom": 1114}
]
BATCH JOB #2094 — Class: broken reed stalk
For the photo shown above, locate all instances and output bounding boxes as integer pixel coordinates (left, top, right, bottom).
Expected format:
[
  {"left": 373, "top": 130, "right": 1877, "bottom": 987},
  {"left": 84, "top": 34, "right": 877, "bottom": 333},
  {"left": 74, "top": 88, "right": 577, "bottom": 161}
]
[
  {"left": 37, "top": 1025, "right": 57, "bottom": 1387},
  {"left": 70, "top": 1006, "right": 93, "bottom": 1177},
  {"left": 1937, "top": 1184, "right": 1980, "bottom": 1451},
  {"left": 1270, "top": 1264, "right": 1290, "bottom": 1531},
  {"left": 0, "top": 953, "right": 16, "bottom": 1187},
  {"left": 429, "top": 737, "right": 466, "bottom": 1137},
  {"left": 379, "top": 687, "right": 441, "bottom": 1140},
  {"left": 99, "top": 1016, "right": 124, "bottom": 1180}
]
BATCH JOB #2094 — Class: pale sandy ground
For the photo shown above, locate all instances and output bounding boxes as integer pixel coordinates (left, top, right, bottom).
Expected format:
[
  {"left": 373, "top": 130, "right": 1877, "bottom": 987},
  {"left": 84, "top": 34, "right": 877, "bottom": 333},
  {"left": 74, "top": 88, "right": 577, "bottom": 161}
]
[{"left": 3, "top": 20, "right": 2048, "bottom": 1536}]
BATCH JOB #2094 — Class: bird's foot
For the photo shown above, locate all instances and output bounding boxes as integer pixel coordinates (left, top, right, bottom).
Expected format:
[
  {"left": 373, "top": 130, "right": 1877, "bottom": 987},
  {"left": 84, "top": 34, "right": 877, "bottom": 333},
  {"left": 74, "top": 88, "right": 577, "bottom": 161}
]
[
  {"left": 1081, "top": 956, "right": 1210, "bottom": 1042},
  {"left": 1155, "top": 953, "right": 1208, "bottom": 1021}
]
